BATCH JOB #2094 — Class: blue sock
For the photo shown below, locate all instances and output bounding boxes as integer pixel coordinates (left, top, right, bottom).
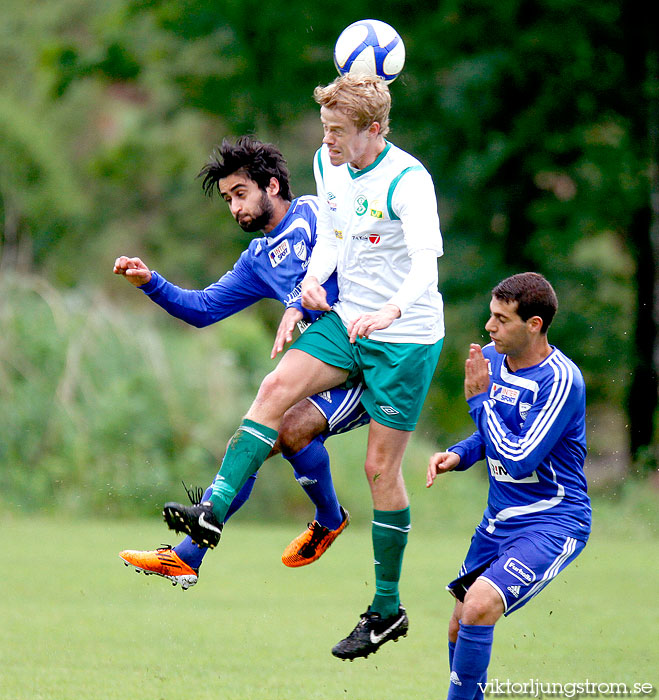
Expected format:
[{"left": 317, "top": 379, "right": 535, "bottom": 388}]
[
  {"left": 285, "top": 436, "right": 343, "bottom": 530},
  {"left": 448, "top": 639, "right": 456, "bottom": 670},
  {"left": 173, "top": 474, "right": 257, "bottom": 569},
  {"left": 447, "top": 622, "right": 493, "bottom": 700}
]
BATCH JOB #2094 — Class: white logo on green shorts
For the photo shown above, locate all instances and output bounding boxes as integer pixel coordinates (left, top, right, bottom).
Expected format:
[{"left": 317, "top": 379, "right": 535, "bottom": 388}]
[
  {"left": 380, "top": 405, "right": 399, "bottom": 415},
  {"left": 354, "top": 195, "right": 368, "bottom": 215}
]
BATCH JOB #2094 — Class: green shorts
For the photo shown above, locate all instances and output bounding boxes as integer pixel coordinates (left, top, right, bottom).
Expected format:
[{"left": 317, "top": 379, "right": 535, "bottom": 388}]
[{"left": 292, "top": 311, "right": 443, "bottom": 431}]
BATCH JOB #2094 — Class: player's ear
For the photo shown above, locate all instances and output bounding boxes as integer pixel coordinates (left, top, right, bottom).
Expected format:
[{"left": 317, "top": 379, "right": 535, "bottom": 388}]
[
  {"left": 267, "top": 177, "right": 281, "bottom": 196},
  {"left": 528, "top": 315, "right": 544, "bottom": 334},
  {"left": 368, "top": 121, "right": 381, "bottom": 137}
]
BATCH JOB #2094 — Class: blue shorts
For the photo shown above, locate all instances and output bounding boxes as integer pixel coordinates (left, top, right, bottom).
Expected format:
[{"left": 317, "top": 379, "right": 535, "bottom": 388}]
[
  {"left": 308, "top": 383, "right": 370, "bottom": 436},
  {"left": 447, "top": 526, "right": 587, "bottom": 616}
]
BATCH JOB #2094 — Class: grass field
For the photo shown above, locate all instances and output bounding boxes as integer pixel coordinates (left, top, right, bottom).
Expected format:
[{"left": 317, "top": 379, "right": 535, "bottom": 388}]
[{"left": 2, "top": 509, "right": 657, "bottom": 700}]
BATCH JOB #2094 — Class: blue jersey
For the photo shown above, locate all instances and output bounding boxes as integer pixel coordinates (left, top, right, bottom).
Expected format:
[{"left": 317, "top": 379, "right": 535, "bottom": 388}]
[
  {"left": 138, "top": 195, "right": 338, "bottom": 326},
  {"left": 450, "top": 343, "right": 591, "bottom": 541}
]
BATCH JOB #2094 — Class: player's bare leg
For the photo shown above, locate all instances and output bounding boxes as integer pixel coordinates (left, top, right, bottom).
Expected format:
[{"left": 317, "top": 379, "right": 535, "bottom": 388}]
[{"left": 332, "top": 421, "right": 412, "bottom": 660}]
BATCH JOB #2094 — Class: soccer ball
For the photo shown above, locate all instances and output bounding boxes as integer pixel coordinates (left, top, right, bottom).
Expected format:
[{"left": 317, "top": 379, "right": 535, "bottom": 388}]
[{"left": 333, "top": 19, "right": 405, "bottom": 84}]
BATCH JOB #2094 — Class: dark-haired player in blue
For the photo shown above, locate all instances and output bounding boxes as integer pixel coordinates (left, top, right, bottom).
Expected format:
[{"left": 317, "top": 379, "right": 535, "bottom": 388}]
[
  {"left": 114, "top": 136, "right": 366, "bottom": 588},
  {"left": 427, "top": 272, "right": 591, "bottom": 700}
]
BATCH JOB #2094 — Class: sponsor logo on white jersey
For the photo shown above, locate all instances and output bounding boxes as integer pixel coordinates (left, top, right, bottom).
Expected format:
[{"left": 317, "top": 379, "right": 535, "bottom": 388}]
[
  {"left": 334, "top": 229, "right": 343, "bottom": 239},
  {"left": 268, "top": 239, "right": 290, "bottom": 267},
  {"left": 379, "top": 405, "right": 399, "bottom": 416},
  {"left": 327, "top": 192, "right": 337, "bottom": 211},
  {"left": 504, "top": 557, "right": 536, "bottom": 584},
  {"left": 491, "top": 383, "right": 520, "bottom": 406},
  {"left": 507, "top": 585, "right": 521, "bottom": 598},
  {"left": 487, "top": 457, "right": 539, "bottom": 483},
  {"left": 353, "top": 233, "right": 382, "bottom": 245}
]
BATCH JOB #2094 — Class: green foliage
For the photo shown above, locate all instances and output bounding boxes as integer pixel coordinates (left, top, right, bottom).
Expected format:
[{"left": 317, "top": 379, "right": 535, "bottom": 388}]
[
  {"left": 0, "top": 274, "right": 276, "bottom": 516},
  {"left": 0, "top": 0, "right": 656, "bottom": 473}
]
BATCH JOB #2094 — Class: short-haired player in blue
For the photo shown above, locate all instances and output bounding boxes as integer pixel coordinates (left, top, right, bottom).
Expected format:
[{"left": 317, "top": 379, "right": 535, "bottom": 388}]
[
  {"left": 427, "top": 272, "right": 591, "bottom": 700},
  {"left": 114, "top": 136, "right": 367, "bottom": 588}
]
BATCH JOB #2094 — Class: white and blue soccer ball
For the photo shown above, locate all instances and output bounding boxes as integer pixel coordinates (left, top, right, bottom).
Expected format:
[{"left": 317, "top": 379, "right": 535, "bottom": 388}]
[{"left": 333, "top": 19, "right": 406, "bottom": 85}]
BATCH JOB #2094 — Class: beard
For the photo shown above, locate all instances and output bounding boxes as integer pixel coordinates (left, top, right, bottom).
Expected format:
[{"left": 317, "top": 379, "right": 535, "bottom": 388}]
[{"left": 236, "top": 191, "right": 275, "bottom": 232}]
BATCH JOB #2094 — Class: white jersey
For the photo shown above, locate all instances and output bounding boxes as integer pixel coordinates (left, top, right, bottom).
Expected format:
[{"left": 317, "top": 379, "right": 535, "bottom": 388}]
[{"left": 307, "top": 141, "right": 444, "bottom": 344}]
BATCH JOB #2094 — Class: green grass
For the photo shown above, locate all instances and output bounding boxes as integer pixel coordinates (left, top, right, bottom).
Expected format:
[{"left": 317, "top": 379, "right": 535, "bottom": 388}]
[{"left": 1, "top": 512, "right": 657, "bottom": 700}]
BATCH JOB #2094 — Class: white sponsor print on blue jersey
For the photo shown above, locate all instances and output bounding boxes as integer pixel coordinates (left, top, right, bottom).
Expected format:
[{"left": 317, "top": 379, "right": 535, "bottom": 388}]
[
  {"left": 487, "top": 457, "right": 539, "bottom": 484},
  {"left": 269, "top": 239, "right": 290, "bottom": 267},
  {"left": 491, "top": 383, "right": 520, "bottom": 406}
]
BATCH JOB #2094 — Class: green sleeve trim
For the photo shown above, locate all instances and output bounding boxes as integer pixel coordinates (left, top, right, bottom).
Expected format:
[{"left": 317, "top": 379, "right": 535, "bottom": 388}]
[
  {"left": 315, "top": 148, "right": 324, "bottom": 184},
  {"left": 387, "top": 165, "right": 424, "bottom": 220}
]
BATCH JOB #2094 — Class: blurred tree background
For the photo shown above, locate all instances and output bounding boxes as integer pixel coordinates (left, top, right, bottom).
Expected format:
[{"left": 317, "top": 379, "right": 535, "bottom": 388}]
[{"left": 1, "top": 0, "right": 657, "bottom": 517}]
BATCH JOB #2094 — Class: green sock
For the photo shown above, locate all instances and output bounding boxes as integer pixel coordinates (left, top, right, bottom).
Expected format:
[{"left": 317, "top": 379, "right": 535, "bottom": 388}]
[
  {"left": 209, "top": 419, "right": 278, "bottom": 521},
  {"left": 370, "top": 506, "right": 411, "bottom": 618}
]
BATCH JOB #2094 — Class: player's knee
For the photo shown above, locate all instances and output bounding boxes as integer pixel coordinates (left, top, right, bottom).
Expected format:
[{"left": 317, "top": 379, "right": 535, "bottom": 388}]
[
  {"left": 278, "top": 423, "right": 312, "bottom": 455},
  {"left": 364, "top": 457, "right": 401, "bottom": 486},
  {"left": 461, "top": 585, "right": 503, "bottom": 625},
  {"left": 278, "top": 402, "right": 325, "bottom": 455},
  {"left": 256, "top": 369, "right": 297, "bottom": 409}
]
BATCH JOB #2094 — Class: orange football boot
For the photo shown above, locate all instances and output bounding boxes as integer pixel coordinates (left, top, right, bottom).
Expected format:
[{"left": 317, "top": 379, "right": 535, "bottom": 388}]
[
  {"left": 281, "top": 506, "right": 350, "bottom": 568},
  {"left": 119, "top": 546, "right": 198, "bottom": 589}
]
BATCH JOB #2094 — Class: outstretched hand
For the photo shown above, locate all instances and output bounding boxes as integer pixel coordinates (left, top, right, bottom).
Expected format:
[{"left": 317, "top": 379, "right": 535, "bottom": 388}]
[
  {"left": 426, "top": 451, "right": 461, "bottom": 487},
  {"left": 113, "top": 256, "right": 152, "bottom": 287},
  {"left": 271, "top": 307, "right": 304, "bottom": 359}
]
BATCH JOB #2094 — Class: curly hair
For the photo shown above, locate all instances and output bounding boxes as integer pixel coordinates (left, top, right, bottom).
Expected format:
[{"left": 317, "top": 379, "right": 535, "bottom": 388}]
[{"left": 198, "top": 135, "right": 293, "bottom": 201}]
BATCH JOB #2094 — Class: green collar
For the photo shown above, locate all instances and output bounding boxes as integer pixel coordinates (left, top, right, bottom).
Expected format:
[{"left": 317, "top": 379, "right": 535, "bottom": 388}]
[{"left": 347, "top": 140, "right": 391, "bottom": 179}]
